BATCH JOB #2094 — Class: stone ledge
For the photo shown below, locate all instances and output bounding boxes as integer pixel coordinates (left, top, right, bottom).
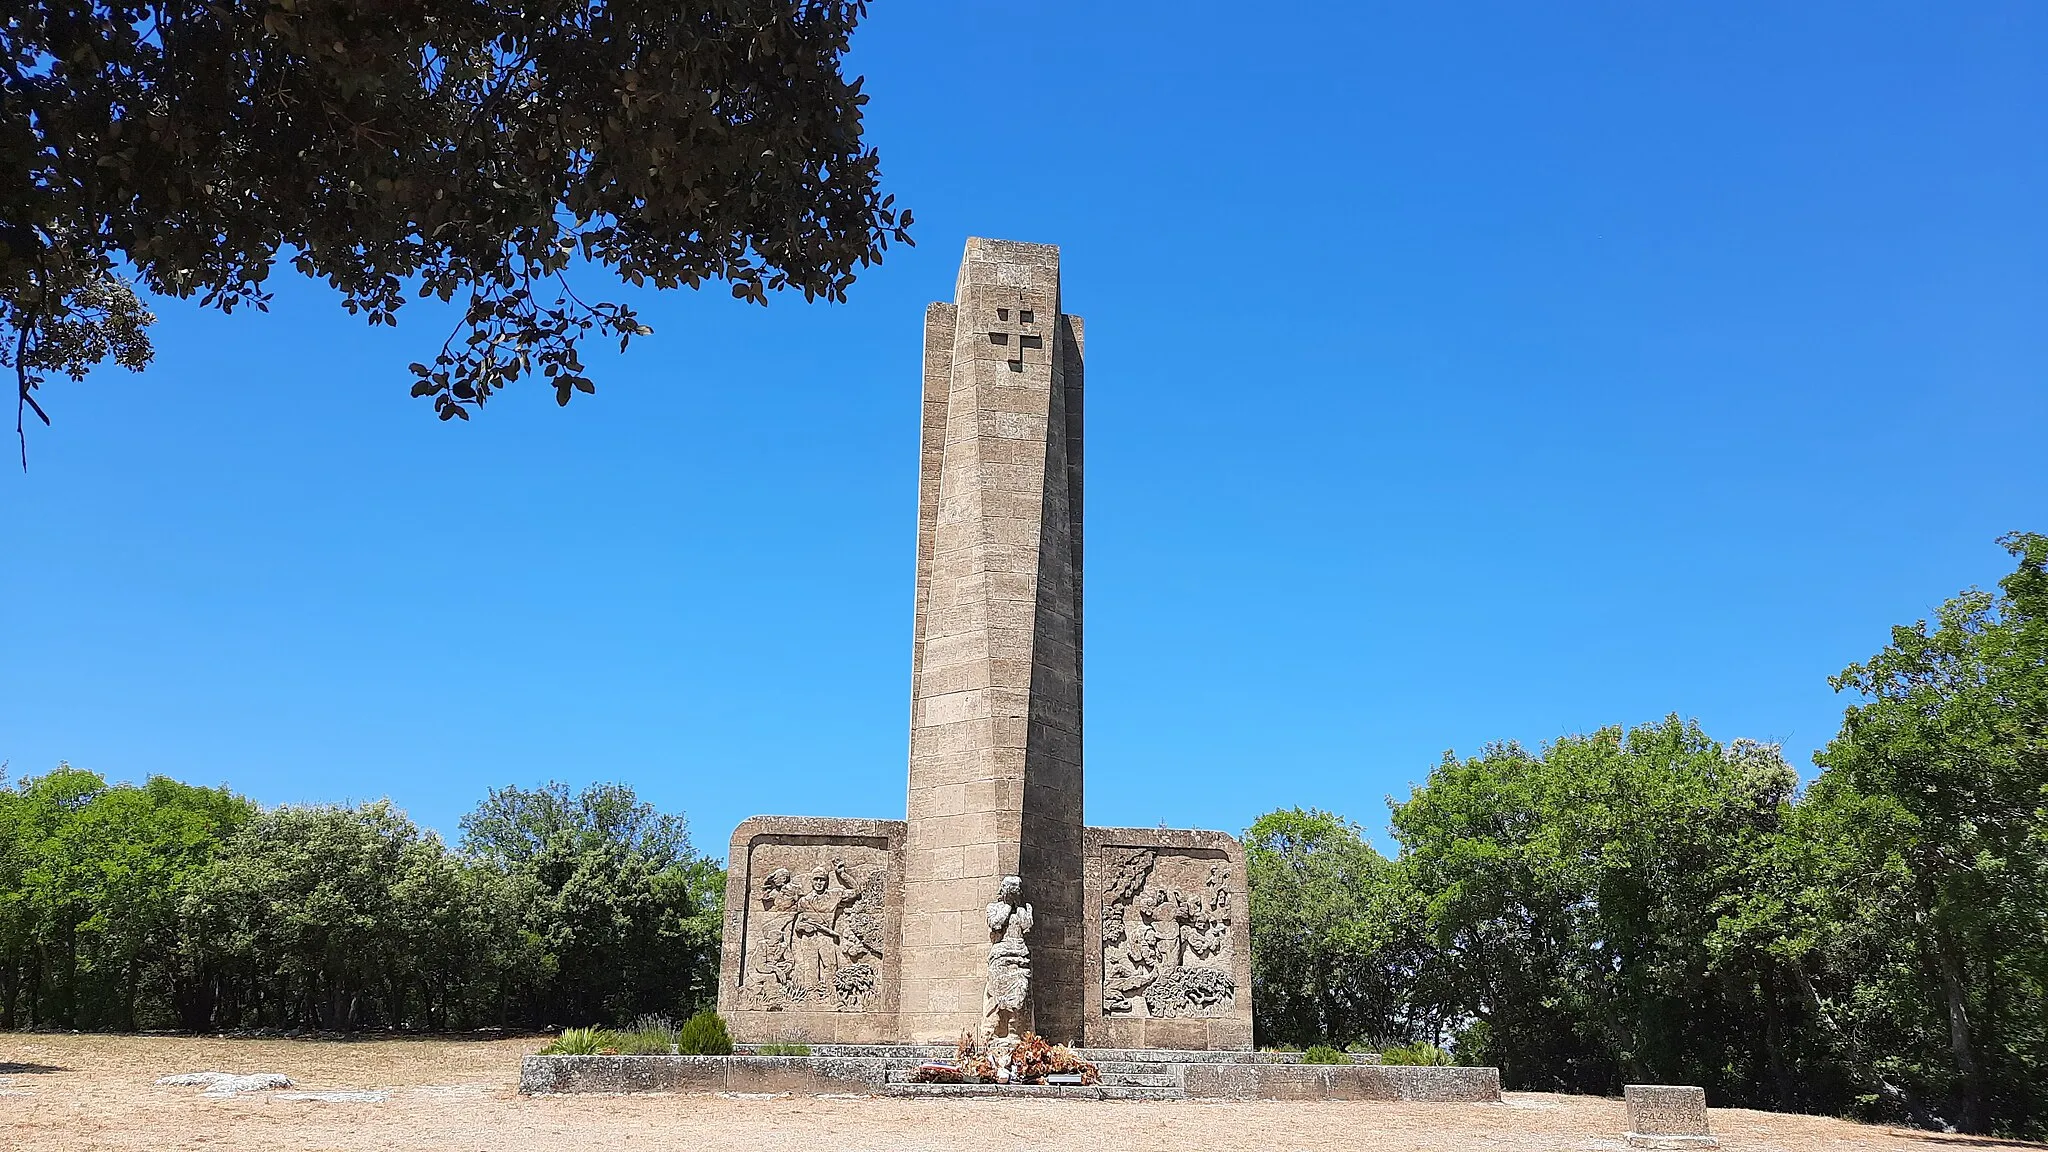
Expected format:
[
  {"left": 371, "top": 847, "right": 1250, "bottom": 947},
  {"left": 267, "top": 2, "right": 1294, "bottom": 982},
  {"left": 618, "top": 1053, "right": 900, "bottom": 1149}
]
[
  {"left": 885, "top": 1082, "right": 1178, "bottom": 1101},
  {"left": 730, "top": 1044, "right": 1376, "bottom": 1065},
  {"left": 1626, "top": 1137, "right": 1720, "bottom": 1150},
  {"left": 1181, "top": 1064, "right": 1501, "bottom": 1103},
  {"left": 519, "top": 1055, "right": 893, "bottom": 1096},
  {"left": 1078, "top": 1048, "right": 1378, "bottom": 1065},
  {"left": 523, "top": 1054, "right": 1502, "bottom": 1103}
]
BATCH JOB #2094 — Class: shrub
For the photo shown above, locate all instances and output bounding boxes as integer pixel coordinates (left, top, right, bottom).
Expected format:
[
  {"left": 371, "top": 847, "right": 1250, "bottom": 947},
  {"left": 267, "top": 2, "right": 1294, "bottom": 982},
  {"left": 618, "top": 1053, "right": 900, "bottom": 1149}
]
[
  {"left": 540, "top": 1019, "right": 684, "bottom": 1056},
  {"left": 1302, "top": 1044, "right": 1349, "bottom": 1064},
  {"left": 610, "top": 1028, "right": 676, "bottom": 1055},
  {"left": 1379, "top": 1042, "right": 1452, "bottom": 1066},
  {"left": 540, "top": 1027, "right": 605, "bottom": 1055},
  {"left": 676, "top": 1009, "right": 734, "bottom": 1055},
  {"left": 754, "top": 1042, "right": 811, "bottom": 1056},
  {"left": 616, "top": 1014, "right": 680, "bottom": 1054},
  {"left": 630, "top": 1013, "right": 681, "bottom": 1045}
]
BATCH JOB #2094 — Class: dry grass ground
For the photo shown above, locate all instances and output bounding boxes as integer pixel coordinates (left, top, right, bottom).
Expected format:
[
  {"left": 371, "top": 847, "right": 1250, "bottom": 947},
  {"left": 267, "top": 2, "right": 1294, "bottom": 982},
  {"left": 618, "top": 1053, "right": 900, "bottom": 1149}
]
[{"left": 2, "top": 1033, "right": 2042, "bottom": 1152}]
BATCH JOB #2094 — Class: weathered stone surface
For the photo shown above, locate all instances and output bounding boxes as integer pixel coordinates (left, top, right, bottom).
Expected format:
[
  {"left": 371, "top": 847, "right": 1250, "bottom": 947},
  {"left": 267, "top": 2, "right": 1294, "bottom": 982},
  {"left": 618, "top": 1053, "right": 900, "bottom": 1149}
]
[
  {"left": 518, "top": 1055, "right": 891, "bottom": 1096},
  {"left": 1083, "top": 826, "right": 1253, "bottom": 1050},
  {"left": 982, "top": 874, "right": 1034, "bottom": 1081},
  {"left": 901, "top": 237, "right": 1087, "bottom": 1045},
  {"left": 716, "top": 816, "right": 906, "bottom": 1044},
  {"left": 1625, "top": 1084, "right": 1719, "bottom": 1149},
  {"left": 1180, "top": 1063, "right": 1502, "bottom": 1103},
  {"left": 521, "top": 1051, "right": 1499, "bottom": 1101}
]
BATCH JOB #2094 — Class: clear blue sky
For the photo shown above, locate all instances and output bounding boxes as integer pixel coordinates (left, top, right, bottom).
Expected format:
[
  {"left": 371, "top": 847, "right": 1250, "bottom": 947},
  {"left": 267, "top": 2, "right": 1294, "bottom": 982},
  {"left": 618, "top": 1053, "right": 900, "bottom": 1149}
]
[{"left": 3, "top": 3, "right": 2044, "bottom": 858}]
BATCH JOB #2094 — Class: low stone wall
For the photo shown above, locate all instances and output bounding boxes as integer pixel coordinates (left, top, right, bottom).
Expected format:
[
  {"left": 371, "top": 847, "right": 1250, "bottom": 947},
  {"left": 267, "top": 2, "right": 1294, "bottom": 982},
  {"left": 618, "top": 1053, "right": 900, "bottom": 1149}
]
[
  {"left": 522, "top": 1054, "right": 1500, "bottom": 1102},
  {"left": 1181, "top": 1063, "right": 1501, "bottom": 1103},
  {"left": 520, "top": 1055, "right": 893, "bottom": 1096},
  {"left": 736, "top": 1044, "right": 1380, "bottom": 1065}
]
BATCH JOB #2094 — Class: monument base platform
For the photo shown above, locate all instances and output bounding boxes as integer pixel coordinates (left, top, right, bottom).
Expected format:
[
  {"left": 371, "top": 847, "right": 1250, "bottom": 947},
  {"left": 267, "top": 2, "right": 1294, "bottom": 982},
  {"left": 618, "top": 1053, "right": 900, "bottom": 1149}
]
[{"left": 519, "top": 1046, "right": 1502, "bottom": 1103}]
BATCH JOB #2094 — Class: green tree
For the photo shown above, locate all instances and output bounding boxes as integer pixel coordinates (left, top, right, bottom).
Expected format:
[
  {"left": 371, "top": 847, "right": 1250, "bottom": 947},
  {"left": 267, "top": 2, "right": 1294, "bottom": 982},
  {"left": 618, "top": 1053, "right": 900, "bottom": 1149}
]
[
  {"left": 461, "top": 780, "right": 692, "bottom": 870},
  {"left": 1245, "top": 807, "right": 1429, "bottom": 1048},
  {"left": 1805, "top": 532, "right": 2048, "bottom": 1135},
  {"left": 1391, "top": 719, "right": 1799, "bottom": 1097},
  {"left": 188, "top": 800, "right": 477, "bottom": 1029},
  {"left": 0, "top": 766, "right": 251, "bottom": 1029},
  {"left": 3, "top": 0, "right": 912, "bottom": 456},
  {"left": 459, "top": 781, "right": 722, "bottom": 1026}
]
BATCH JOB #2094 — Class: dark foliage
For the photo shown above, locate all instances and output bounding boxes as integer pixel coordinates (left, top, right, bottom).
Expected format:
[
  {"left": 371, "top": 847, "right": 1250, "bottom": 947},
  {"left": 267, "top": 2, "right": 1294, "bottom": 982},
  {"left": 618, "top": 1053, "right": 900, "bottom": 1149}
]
[
  {"left": 1249, "top": 534, "right": 2048, "bottom": 1139},
  {"left": 2, "top": 1, "right": 911, "bottom": 457},
  {"left": 0, "top": 772, "right": 721, "bottom": 1032}
]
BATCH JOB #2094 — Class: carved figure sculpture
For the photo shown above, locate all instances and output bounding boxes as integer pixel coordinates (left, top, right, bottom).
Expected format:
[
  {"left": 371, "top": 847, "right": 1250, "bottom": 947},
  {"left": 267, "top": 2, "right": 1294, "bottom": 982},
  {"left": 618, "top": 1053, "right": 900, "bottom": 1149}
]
[
  {"left": 1099, "top": 850, "right": 1237, "bottom": 1019},
  {"left": 1099, "top": 907, "right": 1157, "bottom": 1014},
  {"left": 983, "top": 874, "right": 1033, "bottom": 1082},
  {"left": 791, "top": 858, "right": 862, "bottom": 989},
  {"left": 742, "top": 855, "right": 887, "bottom": 1012}
]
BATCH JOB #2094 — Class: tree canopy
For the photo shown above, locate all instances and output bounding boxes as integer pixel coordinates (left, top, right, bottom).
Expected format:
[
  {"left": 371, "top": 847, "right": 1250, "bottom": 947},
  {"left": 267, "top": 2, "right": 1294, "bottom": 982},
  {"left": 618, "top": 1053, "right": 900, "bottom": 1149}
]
[
  {"left": 1244, "top": 533, "right": 2048, "bottom": 1138},
  {"left": 1, "top": 0, "right": 912, "bottom": 458},
  {"left": 0, "top": 769, "right": 721, "bottom": 1032}
]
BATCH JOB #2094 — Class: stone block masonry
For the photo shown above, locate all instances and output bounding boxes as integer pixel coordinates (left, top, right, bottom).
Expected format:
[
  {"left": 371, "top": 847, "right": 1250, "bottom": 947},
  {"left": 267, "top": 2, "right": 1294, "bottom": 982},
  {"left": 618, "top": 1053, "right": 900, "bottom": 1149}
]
[
  {"left": 1625, "top": 1084, "right": 1719, "bottom": 1149},
  {"left": 710, "top": 239, "right": 1252, "bottom": 1050},
  {"left": 520, "top": 1052, "right": 1504, "bottom": 1102},
  {"left": 900, "top": 238, "right": 1086, "bottom": 1045}
]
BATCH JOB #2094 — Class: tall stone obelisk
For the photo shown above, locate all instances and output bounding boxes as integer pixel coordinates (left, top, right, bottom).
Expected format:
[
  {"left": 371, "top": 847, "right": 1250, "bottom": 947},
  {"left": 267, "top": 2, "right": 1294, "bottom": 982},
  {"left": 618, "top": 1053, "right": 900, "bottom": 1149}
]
[
  {"left": 898, "top": 238, "right": 1086, "bottom": 1043},
  {"left": 718, "top": 238, "right": 1248, "bottom": 1049}
]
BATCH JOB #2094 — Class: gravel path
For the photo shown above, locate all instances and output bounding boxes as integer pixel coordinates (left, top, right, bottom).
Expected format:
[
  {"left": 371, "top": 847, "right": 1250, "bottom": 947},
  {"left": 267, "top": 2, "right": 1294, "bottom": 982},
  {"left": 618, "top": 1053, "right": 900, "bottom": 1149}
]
[{"left": 3, "top": 1033, "right": 2041, "bottom": 1152}]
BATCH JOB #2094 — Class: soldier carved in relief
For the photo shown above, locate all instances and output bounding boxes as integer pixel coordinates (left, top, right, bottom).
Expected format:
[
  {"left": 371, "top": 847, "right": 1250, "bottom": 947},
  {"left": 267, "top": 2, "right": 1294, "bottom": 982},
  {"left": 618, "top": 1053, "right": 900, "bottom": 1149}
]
[
  {"left": 741, "top": 854, "right": 887, "bottom": 1012},
  {"left": 790, "top": 859, "right": 862, "bottom": 988}
]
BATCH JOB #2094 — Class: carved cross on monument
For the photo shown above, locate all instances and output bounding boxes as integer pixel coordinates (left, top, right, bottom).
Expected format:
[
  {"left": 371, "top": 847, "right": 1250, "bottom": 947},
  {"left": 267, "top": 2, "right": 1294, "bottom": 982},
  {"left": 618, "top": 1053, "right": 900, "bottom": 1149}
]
[{"left": 982, "top": 290, "right": 1046, "bottom": 371}]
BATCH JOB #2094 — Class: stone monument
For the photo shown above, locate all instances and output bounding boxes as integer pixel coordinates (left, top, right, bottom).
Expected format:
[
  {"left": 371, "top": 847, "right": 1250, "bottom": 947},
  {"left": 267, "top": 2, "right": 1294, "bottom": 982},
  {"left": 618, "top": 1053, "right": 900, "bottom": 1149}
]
[
  {"left": 1624, "top": 1085, "right": 1719, "bottom": 1149},
  {"left": 717, "top": 237, "right": 1252, "bottom": 1050}
]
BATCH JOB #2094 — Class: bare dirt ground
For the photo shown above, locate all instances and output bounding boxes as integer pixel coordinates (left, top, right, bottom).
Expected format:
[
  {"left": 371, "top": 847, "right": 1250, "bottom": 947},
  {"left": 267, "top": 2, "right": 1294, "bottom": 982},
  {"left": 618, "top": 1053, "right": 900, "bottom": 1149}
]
[{"left": 3, "top": 1034, "right": 2042, "bottom": 1152}]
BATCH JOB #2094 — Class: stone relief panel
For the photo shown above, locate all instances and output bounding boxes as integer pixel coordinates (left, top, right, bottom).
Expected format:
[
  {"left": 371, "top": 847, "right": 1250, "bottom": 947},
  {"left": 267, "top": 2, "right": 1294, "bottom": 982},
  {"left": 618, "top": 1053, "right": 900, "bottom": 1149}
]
[
  {"left": 1099, "top": 845, "right": 1238, "bottom": 1018},
  {"left": 737, "top": 841, "right": 890, "bottom": 1013}
]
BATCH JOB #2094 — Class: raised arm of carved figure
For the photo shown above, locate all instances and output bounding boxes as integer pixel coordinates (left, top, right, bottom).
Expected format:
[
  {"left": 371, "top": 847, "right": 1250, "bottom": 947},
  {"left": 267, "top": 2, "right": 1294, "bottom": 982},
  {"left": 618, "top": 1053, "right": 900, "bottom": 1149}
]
[{"left": 1016, "top": 902, "right": 1033, "bottom": 936}]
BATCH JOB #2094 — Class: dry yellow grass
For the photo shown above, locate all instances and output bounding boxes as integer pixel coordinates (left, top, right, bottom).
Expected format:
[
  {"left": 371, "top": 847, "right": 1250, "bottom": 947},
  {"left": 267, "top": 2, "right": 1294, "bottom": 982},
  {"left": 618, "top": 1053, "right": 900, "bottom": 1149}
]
[{"left": 2, "top": 1033, "right": 2042, "bottom": 1152}]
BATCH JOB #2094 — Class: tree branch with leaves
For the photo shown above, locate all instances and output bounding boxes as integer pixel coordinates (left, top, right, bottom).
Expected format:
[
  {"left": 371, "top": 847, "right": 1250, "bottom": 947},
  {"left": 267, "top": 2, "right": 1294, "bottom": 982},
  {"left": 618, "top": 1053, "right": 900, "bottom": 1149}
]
[{"left": 1, "top": 0, "right": 911, "bottom": 463}]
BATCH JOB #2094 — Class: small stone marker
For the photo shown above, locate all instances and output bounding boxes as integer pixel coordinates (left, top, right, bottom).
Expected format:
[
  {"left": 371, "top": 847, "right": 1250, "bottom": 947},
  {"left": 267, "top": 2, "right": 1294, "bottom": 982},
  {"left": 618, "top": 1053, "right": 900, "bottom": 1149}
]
[
  {"left": 155, "top": 1072, "right": 295, "bottom": 1097},
  {"left": 1625, "top": 1084, "right": 1718, "bottom": 1149}
]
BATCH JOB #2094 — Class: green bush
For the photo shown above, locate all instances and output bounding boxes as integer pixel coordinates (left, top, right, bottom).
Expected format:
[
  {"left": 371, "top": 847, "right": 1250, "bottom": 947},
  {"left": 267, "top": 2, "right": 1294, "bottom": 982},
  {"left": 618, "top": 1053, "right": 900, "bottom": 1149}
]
[
  {"left": 622, "top": 1014, "right": 681, "bottom": 1054},
  {"left": 1302, "top": 1044, "right": 1349, "bottom": 1064},
  {"left": 539, "top": 1020, "right": 686, "bottom": 1056},
  {"left": 610, "top": 1028, "right": 676, "bottom": 1055},
  {"left": 1379, "top": 1042, "right": 1451, "bottom": 1066},
  {"left": 754, "top": 1042, "right": 811, "bottom": 1056},
  {"left": 677, "top": 1009, "right": 734, "bottom": 1055},
  {"left": 540, "top": 1026, "right": 605, "bottom": 1055}
]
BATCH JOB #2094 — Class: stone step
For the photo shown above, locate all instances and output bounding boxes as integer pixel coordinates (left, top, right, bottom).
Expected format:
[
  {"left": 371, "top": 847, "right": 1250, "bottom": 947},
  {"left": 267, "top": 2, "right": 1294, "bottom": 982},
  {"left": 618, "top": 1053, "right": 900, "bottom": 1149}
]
[
  {"left": 1082, "top": 1062, "right": 1195, "bottom": 1078},
  {"left": 731, "top": 1044, "right": 1386, "bottom": 1069},
  {"left": 883, "top": 1068, "right": 1179, "bottom": 1089},
  {"left": 739, "top": 1044, "right": 954, "bottom": 1061},
  {"left": 1101, "top": 1074, "right": 1179, "bottom": 1088},
  {"left": 1074, "top": 1048, "right": 1275, "bottom": 1064},
  {"left": 1076, "top": 1048, "right": 1380, "bottom": 1065},
  {"left": 883, "top": 1082, "right": 1184, "bottom": 1102}
]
